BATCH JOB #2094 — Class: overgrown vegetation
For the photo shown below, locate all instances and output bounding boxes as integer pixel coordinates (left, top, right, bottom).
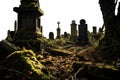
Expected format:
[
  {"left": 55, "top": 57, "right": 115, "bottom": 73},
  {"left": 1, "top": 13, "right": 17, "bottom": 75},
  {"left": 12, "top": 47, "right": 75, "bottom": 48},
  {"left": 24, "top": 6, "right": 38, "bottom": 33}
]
[
  {"left": 1, "top": 0, "right": 120, "bottom": 80},
  {"left": 1, "top": 49, "right": 52, "bottom": 80}
]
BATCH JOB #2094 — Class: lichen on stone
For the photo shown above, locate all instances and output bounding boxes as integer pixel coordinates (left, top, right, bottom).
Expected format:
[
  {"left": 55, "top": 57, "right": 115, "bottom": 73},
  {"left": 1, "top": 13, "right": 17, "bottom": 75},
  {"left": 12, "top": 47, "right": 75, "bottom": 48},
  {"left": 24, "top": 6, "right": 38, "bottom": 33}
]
[{"left": 4, "top": 49, "right": 52, "bottom": 80}]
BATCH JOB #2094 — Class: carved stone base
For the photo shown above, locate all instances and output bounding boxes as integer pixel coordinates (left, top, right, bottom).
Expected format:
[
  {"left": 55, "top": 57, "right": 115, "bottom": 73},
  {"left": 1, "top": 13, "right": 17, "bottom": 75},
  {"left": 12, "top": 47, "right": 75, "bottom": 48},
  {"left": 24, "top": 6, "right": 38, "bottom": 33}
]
[{"left": 14, "top": 40, "right": 43, "bottom": 52}]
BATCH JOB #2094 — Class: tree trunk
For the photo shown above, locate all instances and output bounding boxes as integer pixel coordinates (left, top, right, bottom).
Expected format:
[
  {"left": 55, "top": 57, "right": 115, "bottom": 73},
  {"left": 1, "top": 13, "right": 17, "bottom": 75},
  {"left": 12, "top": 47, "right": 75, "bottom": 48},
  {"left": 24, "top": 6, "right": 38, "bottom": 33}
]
[{"left": 99, "top": 0, "right": 120, "bottom": 45}]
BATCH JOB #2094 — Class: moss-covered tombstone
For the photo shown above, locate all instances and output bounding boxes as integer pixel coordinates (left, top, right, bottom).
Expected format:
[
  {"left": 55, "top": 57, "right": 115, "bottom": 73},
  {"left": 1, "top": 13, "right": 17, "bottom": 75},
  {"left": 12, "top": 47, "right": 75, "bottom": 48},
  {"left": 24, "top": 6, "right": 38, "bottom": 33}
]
[{"left": 4, "top": 49, "right": 52, "bottom": 80}]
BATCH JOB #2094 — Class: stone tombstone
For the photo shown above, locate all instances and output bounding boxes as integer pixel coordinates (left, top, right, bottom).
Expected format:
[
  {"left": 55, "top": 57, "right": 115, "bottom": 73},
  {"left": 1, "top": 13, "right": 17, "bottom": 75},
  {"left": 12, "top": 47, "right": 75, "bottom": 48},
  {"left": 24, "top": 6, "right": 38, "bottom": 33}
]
[
  {"left": 93, "top": 26, "right": 97, "bottom": 34},
  {"left": 49, "top": 32, "right": 54, "bottom": 40},
  {"left": 77, "top": 19, "right": 89, "bottom": 44},
  {"left": 70, "top": 20, "right": 77, "bottom": 41},
  {"left": 64, "top": 32, "right": 68, "bottom": 38},
  {"left": 56, "top": 21, "right": 61, "bottom": 39},
  {"left": 91, "top": 26, "right": 99, "bottom": 41},
  {"left": 14, "top": 0, "right": 44, "bottom": 40}
]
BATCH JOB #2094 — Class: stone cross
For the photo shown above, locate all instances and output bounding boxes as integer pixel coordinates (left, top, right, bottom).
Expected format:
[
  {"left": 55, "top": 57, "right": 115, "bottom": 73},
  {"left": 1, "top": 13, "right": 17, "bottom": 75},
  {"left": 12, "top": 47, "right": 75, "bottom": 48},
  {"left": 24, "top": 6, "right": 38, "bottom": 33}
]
[
  {"left": 56, "top": 21, "right": 61, "bottom": 39},
  {"left": 57, "top": 21, "right": 60, "bottom": 27}
]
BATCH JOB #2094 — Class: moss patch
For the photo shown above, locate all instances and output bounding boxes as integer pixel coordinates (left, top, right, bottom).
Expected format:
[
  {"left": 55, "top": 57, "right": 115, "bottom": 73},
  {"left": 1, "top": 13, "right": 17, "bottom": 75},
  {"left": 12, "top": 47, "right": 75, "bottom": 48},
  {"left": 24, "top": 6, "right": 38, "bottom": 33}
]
[
  {"left": 47, "top": 48, "right": 71, "bottom": 56},
  {"left": 4, "top": 49, "right": 52, "bottom": 80}
]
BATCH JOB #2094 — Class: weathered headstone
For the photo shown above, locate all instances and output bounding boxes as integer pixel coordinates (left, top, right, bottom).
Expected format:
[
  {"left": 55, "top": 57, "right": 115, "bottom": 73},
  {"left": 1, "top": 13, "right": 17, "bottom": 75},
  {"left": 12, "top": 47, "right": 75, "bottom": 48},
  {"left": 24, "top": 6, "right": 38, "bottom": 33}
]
[
  {"left": 77, "top": 19, "right": 89, "bottom": 45},
  {"left": 91, "top": 26, "right": 99, "bottom": 41},
  {"left": 49, "top": 32, "right": 54, "bottom": 40},
  {"left": 70, "top": 20, "right": 77, "bottom": 42},
  {"left": 56, "top": 21, "right": 61, "bottom": 39},
  {"left": 64, "top": 32, "right": 68, "bottom": 38},
  {"left": 93, "top": 26, "right": 97, "bottom": 34}
]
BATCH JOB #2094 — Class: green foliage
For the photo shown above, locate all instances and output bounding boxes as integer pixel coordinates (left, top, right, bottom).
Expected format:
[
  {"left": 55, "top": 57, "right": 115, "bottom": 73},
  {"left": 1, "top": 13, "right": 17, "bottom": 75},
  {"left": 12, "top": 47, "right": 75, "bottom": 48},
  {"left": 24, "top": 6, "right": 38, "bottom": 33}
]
[
  {"left": 54, "top": 39, "right": 66, "bottom": 46},
  {"left": 90, "top": 33, "right": 104, "bottom": 47},
  {"left": 37, "top": 36, "right": 48, "bottom": 43},
  {"left": 47, "top": 40, "right": 59, "bottom": 48},
  {"left": 4, "top": 49, "right": 52, "bottom": 80}
]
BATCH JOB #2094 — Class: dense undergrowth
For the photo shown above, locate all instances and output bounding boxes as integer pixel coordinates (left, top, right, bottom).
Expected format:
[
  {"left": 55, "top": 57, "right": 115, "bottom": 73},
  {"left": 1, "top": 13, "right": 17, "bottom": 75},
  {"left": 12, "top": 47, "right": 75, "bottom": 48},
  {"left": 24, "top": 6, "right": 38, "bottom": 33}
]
[{"left": 0, "top": 38, "right": 120, "bottom": 80}]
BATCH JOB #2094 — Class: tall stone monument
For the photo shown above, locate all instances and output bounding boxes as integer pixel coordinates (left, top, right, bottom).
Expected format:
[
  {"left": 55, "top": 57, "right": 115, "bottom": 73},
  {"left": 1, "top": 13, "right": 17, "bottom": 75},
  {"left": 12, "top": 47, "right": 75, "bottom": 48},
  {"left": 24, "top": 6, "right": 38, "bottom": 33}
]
[
  {"left": 14, "top": 0, "right": 43, "bottom": 40},
  {"left": 13, "top": 0, "right": 44, "bottom": 51},
  {"left": 70, "top": 20, "right": 77, "bottom": 42},
  {"left": 56, "top": 21, "right": 61, "bottom": 39},
  {"left": 77, "top": 19, "right": 89, "bottom": 45}
]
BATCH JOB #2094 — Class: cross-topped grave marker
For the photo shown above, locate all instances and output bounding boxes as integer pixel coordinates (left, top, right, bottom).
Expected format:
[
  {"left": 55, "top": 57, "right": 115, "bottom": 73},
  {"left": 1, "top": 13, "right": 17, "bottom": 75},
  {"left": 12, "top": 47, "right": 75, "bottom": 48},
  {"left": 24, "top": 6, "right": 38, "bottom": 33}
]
[
  {"left": 56, "top": 21, "right": 61, "bottom": 39},
  {"left": 57, "top": 21, "right": 60, "bottom": 27}
]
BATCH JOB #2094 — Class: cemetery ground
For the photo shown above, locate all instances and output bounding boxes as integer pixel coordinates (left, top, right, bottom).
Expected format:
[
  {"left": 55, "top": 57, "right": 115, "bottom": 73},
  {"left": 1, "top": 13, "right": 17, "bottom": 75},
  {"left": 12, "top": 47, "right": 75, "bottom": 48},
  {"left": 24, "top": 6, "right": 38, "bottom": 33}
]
[
  {"left": 1, "top": 0, "right": 120, "bottom": 80},
  {"left": 0, "top": 38, "right": 120, "bottom": 80}
]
